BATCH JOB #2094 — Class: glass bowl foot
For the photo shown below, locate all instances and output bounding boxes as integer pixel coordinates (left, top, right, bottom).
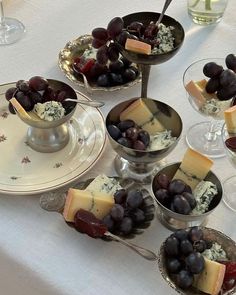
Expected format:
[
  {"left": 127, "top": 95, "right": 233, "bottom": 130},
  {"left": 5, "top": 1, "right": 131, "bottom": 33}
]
[
  {"left": 186, "top": 121, "right": 225, "bottom": 158},
  {"left": 223, "top": 176, "right": 236, "bottom": 212},
  {"left": 114, "top": 155, "right": 166, "bottom": 184},
  {"left": 0, "top": 17, "right": 25, "bottom": 45}
]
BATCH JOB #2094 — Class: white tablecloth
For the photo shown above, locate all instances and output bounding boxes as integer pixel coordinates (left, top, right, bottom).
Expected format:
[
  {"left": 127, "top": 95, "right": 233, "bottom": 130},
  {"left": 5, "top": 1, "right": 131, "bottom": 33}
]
[{"left": 0, "top": 0, "right": 235, "bottom": 294}]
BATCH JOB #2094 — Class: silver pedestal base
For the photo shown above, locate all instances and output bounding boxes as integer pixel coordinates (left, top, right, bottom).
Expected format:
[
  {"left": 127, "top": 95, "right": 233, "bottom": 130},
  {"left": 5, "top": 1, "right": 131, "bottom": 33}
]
[
  {"left": 114, "top": 155, "right": 166, "bottom": 184},
  {"left": 27, "top": 123, "right": 69, "bottom": 153},
  {"left": 156, "top": 207, "right": 208, "bottom": 231}
]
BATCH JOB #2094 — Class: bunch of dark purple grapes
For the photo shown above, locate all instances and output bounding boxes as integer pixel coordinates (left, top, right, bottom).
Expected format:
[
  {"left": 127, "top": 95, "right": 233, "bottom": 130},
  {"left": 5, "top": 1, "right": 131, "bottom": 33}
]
[
  {"left": 102, "top": 188, "right": 147, "bottom": 236},
  {"left": 164, "top": 227, "right": 209, "bottom": 289},
  {"left": 204, "top": 54, "right": 236, "bottom": 100},
  {"left": 107, "top": 119, "right": 150, "bottom": 151},
  {"left": 88, "top": 17, "right": 139, "bottom": 87},
  {"left": 5, "top": 76, "right": 67, "bottom": 114},
  {"left": 153, "top": 174, "right": 196, "bottom": 215}
]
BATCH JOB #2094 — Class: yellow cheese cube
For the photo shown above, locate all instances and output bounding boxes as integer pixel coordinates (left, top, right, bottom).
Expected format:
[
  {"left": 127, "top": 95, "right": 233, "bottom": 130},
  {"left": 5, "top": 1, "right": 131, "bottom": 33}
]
[
  {"left": 224, "top": 105, "right": 236, "bottom": 134},
  {"left": 120, "top": 98, "right": 165, "bottom": 134},
  {"left": 125, "top": 38, "right": 151, "bottom": 55},
  {"left": 63, "top": 189, "right": 114, "bottom": 222},
  {"left": 185, "top": 79, "right": 216, "bottom": 108},
  {"left": 193, "top": 258, "right": 226, "bottom": 295},
  {"left": 173, "top": 148, "right": 213, "bottom": 190}
]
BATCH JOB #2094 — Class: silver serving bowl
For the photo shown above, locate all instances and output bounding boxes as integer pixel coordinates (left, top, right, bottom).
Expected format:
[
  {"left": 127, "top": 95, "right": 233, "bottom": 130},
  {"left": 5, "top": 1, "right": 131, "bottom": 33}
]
[
  {"left": 14, "top": 79, "right": 77, "bottom": 153},
  {"left": 152, "top": 162, "right": 223, "bottom": 230},
  {"left": 158, "top": 227, "right": 236, "bottom": 295},
  {"left": 58, "top": 34, "right": 141, "bottom": 92},
  {"left": 105, "top": 98, "right": 182, "bottom": 184}
]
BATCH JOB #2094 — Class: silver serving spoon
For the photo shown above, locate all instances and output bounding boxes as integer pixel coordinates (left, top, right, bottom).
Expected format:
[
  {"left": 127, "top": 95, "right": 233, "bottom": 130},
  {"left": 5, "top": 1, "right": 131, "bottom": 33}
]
[
  {"left": 64, "top": 98, "right": 105, "bottom": 108},
  {"left": 104, "top": 232, "right": 158, "bottom": 261},
  {"left": 156, "top": 0, "right": 173, "bottom": 26}
]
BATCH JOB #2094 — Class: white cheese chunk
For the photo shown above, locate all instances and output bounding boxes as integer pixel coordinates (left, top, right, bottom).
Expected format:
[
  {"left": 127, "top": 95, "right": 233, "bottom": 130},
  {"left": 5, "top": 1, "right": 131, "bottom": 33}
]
[
  {"left": 86, "top": 175, "right": 122, "bottom": 196},
  {"left": 33, "top": 101, "right": 65, "bottom": 121},
  {"left": 147, "top": 130, "right": 176, "bottom": 151},
  {"left": 192, "top": 180, "right": 218, "bottom": 215}
]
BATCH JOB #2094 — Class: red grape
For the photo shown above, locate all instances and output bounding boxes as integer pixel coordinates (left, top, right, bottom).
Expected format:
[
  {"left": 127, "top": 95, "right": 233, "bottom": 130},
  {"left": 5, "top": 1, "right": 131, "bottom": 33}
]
[
  {"left": 5, "top": 87, "right": 17, "bottom": 101},
  {"left": 92, "top": 27, "right": 108, "bottom": 41},
  {"left": 107, "top": 17, "right": 124, "bottom": 39},
  {"left": 29, "top": 76, "right": 49, "bottom": 91},
  {"left": 96, "top": 45, "right": 109, "bottom": 65}
]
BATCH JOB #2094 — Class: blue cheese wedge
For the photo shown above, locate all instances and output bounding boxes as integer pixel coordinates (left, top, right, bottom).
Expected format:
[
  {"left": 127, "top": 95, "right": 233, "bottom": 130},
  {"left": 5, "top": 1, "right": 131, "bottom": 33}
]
[
  {"left": 33, "top": 101, "right": 65, "bottom": 121},
  {"left": 192, "top": 180, "right": 218, "bottom": 215},
  {"left": 147, "top": 130, "right": 176, "bottom": 151},
  {"left": 86, "top": 174, "right": 122, "bottom": 196},
  {"left": 202, "top": 242, "right": 227, "bottom": 261}
]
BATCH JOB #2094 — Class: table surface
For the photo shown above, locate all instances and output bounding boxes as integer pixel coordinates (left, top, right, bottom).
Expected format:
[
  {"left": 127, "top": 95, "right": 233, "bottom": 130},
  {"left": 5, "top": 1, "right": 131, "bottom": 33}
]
[{"left": 0, "top": 0, "right": 235, "bottom": 294}]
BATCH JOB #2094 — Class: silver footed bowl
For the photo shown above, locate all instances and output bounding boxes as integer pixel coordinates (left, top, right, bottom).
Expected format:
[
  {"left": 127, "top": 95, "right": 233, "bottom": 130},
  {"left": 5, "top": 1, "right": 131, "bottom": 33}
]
[
  {"left": 14, "top": 79, "right": 77, "bottom": 153},
  {"left": 152, "top": 162, "right": 222, "bottom": 231},
  {"left": 158, "top": 227, "right": 236, "bottom": 295},
  {"left": 105, "top": 98, "right": 182, "bottom": 184},
  {"left": 120, "top": 11, "right": 185, "bottom": 66}
]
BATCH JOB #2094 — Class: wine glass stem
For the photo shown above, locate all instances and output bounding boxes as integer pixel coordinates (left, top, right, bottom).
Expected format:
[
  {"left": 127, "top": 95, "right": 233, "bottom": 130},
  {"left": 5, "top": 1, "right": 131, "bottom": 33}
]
[
  {"left": 140, "top": 64, "right": 151, "bottom": 98},
  {"left": 205, "top": 120, "right": 219, "bottom": 141},
  {"left": 0, "top": 1, "right": 6, "bottom": 28}
]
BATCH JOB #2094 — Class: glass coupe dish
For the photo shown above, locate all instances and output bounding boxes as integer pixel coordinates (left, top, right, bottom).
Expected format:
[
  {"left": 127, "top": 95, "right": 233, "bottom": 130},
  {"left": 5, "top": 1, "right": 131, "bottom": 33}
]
[{"left": 183, "top": 58, "right": 236, "bottom": 158}]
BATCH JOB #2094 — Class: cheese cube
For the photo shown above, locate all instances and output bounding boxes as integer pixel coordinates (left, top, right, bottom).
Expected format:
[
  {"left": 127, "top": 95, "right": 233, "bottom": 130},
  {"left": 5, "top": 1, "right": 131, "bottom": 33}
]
[
  {"left": 193, "top": 258, "right": 226, "bottom": 295},
  {"left": 63, "top": 189, "right": 114, "bottom": 222},
  {"left": 185, "top": 79, "right": 216, "bottom": 108},
  {"left": 10, "top": 97, "right": 32, "bottom": 120},
  {"left": 173, "top": 148, "right": 213, "bottom": 190},
  {"left": 120, "top": 98, "right": 165, "bottom": 134},
  {"left": 125, "top": 38, "right": 151, "bottom": 55},
  {"left": 86, "top": 175, "right": 122, "bottom": 196},
  {"left": 224, "top": 105, "right": 236, "bottom": 134}
]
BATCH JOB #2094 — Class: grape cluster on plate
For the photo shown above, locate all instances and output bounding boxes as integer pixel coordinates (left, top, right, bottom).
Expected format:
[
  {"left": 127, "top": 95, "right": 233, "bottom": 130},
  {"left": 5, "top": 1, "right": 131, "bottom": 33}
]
[
  {"left": 102, "top": 188, "right": 148, "bottom": 236},
  {"left": 164, "top": 227, "right": 208, "bottom": 289},
  {"left": 107, "top": 119, "right": 151, "bottom": 151},
  {"left": 73, "top": 54, "right": 139, "bottom": 87},
  {"left": 5, "top": 76, "right": 68, "bottom": 114},
  {"left": 203, "top": 54, "right": 236, "bottom": 100},
  {"left": 153, "top": 173, "right": 196, "bottom": 215}
]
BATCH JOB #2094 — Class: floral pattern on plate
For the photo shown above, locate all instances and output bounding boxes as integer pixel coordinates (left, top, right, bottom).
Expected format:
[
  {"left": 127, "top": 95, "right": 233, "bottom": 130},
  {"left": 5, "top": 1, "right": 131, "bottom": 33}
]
[{"left": 0, "top": 82, "right": 106, "bottom": 195}]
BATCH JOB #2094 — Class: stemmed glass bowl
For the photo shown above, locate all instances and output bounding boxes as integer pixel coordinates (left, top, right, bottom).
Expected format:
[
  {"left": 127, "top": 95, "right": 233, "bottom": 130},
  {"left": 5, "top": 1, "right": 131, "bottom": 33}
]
[
  {"left": 118, "top": 11, "right": 185, "bottom": 98},
  {"left": 183, "top": 58, "right": 235, "bottom": 158},
  {"left": 0, "top": 0, "right": 25, "bottom": 45},
  {"left": 105, "top": 97, "right": 182, "bottom": 184},
  {"left": 222, "top": 124, "right": 236, "bottom": 212}
]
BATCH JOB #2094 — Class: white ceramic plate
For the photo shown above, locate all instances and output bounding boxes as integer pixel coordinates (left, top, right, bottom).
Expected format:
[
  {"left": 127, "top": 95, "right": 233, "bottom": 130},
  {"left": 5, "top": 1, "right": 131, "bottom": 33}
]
[{"left": 0, "top": 82, "right": 106, "bottom": 195}]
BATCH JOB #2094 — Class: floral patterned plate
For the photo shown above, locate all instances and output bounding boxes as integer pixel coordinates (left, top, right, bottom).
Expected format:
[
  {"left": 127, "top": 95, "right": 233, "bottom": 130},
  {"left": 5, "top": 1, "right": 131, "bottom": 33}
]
[{"left": 0, "top": 82, "right": 106, "bottom": 195}]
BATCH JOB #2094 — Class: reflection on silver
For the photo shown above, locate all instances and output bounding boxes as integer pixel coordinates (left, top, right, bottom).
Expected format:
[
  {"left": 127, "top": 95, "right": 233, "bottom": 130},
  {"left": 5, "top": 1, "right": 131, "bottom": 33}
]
[{"left": 40, "top": 191, "right": 66, "bottom": 212}]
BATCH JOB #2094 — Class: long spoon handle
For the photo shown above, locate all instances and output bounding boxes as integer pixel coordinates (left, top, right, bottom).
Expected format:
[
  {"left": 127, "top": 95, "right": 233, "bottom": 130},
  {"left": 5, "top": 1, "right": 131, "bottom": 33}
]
[
  {"left": 156, "top": 0, "right": 173, "bottom": 26},
  {"left": 65, "top": 98, "right": 105, "bottom": 108}
]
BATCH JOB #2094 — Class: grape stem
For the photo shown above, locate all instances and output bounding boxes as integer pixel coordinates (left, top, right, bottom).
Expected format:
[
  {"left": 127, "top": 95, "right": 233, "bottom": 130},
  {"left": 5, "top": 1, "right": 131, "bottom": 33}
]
[{"left": 0, "top": 1, "right": 6, "bottom": 28}]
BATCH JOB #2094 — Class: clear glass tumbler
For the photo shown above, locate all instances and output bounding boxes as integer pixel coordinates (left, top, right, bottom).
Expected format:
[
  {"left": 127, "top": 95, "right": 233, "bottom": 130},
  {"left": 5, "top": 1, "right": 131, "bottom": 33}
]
[{"left": 187, "top": 0, "right": 228, "bottom": 25}]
